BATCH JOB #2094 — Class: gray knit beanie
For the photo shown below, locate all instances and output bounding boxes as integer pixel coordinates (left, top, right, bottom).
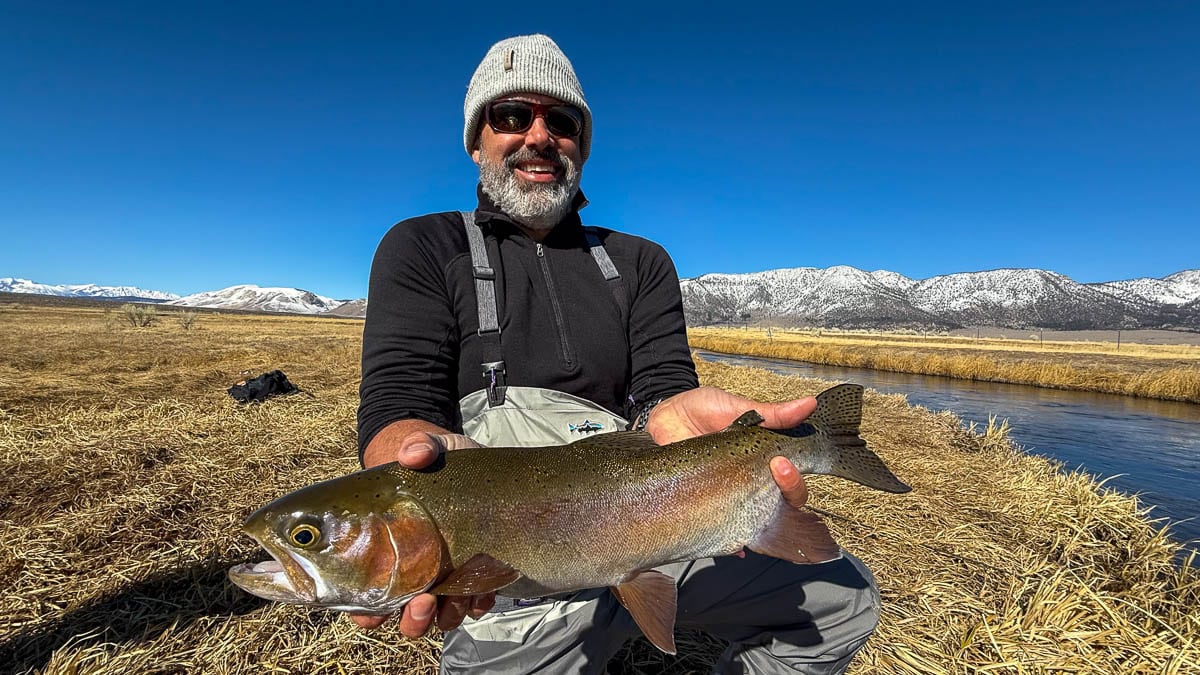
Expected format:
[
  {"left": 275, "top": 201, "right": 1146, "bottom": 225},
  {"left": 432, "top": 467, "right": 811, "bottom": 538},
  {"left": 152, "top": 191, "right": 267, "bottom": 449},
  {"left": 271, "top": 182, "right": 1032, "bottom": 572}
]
[{"left": 464, "top": 34, "right": 592, "bottom": 161}]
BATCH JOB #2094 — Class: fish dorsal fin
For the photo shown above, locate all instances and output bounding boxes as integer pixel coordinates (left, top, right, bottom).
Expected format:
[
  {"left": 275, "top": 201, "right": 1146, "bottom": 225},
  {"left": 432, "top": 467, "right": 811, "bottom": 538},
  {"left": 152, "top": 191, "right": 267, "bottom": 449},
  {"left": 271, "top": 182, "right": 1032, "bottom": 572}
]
[
  {"left": 429, "top": 553, "right": 521, "bottom": 596},
  {"left": 568, "top": 430, "right": 658, "bottom": 453},
  {"left": 610, "top": 570, "right": 678, "bottom": 654},
  {"left": 730, "top": 410, "right": 765, "bottom": 428}
]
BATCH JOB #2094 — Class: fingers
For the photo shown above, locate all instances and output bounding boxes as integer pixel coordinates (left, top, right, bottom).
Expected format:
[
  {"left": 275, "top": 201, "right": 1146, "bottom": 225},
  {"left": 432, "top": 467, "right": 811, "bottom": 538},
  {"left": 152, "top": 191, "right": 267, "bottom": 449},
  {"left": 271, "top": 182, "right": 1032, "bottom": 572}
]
[
  {"left": 397, "top": 433, "right": 482, "bottom": 469},
  {"left": 647, "top": 388, "right": 821, "bottom": 444},
  {"left": 438, "top": 434, "right": 483, "bottom": 452},
  {"left": 349, "top": 612, "right": 390, "bottom": 630},
  {"left": 350, "top": 592, "right": 493, "bottom": 636},
  {"left": 397, "top": 433, "right": 441, "bottom": 469},
  {"left": 397, "top": 593, "right": 437, "bottom": 637},
  {"left": 467, "top": 592, "right": 496, "bottom": 619},
  {"left": 758, "top": 396, "right": 817, "bottom": 429},
  {"left": 770, "top": 456, "right": 809, "bottom": 510},
  {"left": 436, "top": 595, "right": 472, "bottom": 631}
]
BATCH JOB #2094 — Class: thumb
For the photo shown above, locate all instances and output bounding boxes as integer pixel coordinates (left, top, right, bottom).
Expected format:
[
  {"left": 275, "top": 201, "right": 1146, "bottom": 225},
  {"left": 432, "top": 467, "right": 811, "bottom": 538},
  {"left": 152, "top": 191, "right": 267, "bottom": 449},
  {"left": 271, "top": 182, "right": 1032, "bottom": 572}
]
[
  {"left": 770, "top": 457, "right": 809, "bottom": 510},
  {"left": 757, "top": 397, "right": 817, "bottom": 430},
  {"left": 397, "top": 432, "right": 443, "bottom": 469}
]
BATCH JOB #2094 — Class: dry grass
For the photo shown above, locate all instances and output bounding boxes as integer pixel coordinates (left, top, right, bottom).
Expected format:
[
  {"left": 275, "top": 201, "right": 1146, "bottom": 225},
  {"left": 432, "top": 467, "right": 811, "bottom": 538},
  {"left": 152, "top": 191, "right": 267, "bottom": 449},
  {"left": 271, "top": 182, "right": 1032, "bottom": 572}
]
[
  {"left": 690, "top": 327, "right": 1200, "bottom": 403},
  {"left": 1, "top": 301, "right": 1196, "bottom": 674}
]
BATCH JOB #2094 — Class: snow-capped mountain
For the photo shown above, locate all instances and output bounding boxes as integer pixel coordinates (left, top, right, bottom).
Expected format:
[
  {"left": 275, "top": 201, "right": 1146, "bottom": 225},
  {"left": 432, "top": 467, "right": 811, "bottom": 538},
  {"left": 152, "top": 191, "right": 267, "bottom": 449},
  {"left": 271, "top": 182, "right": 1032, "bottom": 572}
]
[
  {"left": 682, "top": 267, "right": 1200, "bottom": 330},
  {"left": 168, "top": 285, "right": 343, "bottom": 314},
  {"left": 0, "top": 277, "right": 179, "bottom": 302},
  {"left": 907, "top": 269, "right": 1154, "bottom": 330},
  {"left": 7, "top": 268, "right": 1198, "bottom": 328},
  {"left": 682, "top": 266, "right": 948, "bottom": 329},
  {"left": 1090, "top": 270, "right": 1200, "bottom": 306},
  {"left": 325, "top": 298, "right": 368, "bottom": 317}
]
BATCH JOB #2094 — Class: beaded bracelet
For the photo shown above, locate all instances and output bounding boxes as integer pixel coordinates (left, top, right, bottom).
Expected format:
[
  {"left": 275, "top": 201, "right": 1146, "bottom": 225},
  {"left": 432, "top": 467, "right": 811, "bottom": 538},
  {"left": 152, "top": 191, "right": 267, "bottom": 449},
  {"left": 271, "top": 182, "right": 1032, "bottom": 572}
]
[{"left": 627, "top": 396, "right": 666, "bottom": 432}]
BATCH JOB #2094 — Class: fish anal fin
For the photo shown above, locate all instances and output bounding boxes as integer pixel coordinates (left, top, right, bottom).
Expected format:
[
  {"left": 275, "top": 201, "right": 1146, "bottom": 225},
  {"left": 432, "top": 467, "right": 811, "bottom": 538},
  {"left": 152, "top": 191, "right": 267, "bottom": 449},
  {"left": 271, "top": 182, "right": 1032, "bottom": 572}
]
[
  {"left": 430, "top": 553, "right": 521, "bottom": 596},
  {"left": 749, "top": 504, "right": 842, "bottom": 565},
  {"left": 610, "top": 570, "right": 678, "bottom": 654}
]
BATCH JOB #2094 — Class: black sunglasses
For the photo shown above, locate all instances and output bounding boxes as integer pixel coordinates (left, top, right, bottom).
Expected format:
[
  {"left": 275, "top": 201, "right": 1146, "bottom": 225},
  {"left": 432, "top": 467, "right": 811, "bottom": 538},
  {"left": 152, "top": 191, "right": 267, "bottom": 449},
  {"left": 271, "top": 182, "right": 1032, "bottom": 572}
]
[{"left": 485, "top": 100, "right": 584, "bottom": 139}]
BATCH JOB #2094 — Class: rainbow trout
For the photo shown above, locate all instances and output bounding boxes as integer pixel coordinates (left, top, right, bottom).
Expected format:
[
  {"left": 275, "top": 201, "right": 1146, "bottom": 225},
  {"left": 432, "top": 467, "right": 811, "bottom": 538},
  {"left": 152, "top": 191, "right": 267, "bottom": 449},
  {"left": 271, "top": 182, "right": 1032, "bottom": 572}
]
[{"left": 229, "top": 384, "right": 909, "bottom": 653}]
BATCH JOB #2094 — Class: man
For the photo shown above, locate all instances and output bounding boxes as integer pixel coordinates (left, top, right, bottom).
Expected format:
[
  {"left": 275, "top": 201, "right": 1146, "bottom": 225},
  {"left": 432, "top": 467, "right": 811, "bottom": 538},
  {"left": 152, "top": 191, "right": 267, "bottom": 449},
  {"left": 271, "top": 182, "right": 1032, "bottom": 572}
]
[{"left": 356, "top": 34, "right": 880, "bottom": 674}]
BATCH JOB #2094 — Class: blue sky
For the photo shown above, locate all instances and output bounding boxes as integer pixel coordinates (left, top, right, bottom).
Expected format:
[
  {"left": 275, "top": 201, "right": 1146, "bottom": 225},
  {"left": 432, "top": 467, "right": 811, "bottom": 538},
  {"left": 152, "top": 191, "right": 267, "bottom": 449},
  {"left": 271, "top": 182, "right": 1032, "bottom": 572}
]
[{"left": 2, "top": 2, "right": 1197, "bottom": 299}]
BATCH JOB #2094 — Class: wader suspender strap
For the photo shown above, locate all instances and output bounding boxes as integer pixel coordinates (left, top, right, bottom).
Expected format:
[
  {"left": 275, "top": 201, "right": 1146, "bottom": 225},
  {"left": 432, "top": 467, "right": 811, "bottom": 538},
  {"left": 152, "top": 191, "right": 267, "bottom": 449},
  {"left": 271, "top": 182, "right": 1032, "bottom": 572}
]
[
  {"left": 460, "top": 211, "right": 629, "bottom": 407},
  {"left": 583, "top": 226, "right": 629, "bottom": 331},
  {"left": 462, "top": 211, "right": 507, "bottom": 407}
]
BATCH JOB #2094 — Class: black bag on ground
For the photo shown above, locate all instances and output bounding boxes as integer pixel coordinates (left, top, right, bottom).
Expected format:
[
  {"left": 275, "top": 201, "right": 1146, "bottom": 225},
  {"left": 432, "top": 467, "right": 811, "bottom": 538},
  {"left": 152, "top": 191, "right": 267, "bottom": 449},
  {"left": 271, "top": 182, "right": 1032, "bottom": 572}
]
[{"left": 227, "top": 370, "right": 300, "bottom": 403}]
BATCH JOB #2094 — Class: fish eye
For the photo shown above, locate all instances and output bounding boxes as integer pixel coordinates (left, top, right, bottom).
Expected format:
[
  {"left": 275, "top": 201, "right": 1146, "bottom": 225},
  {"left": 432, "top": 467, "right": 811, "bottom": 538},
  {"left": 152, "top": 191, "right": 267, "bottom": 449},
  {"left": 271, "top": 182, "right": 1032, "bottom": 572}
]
[{"left": 288, "top": 523, "right": 321, "bottom": 548}]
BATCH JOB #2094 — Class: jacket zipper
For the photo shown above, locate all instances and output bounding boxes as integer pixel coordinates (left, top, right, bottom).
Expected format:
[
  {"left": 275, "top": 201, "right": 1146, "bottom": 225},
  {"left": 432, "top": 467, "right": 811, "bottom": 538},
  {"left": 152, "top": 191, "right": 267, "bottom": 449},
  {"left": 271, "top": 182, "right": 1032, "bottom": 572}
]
[{"left": 536, "top": 243, "right": 575, "bottom": 368}]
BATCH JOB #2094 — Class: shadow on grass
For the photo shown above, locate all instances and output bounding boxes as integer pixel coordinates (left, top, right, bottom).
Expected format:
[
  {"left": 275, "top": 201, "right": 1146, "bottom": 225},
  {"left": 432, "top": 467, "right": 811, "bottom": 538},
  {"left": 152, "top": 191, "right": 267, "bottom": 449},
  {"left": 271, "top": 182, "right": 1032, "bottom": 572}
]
[{"left": 0, "top": 555, "right": 266, "bottom": 672}]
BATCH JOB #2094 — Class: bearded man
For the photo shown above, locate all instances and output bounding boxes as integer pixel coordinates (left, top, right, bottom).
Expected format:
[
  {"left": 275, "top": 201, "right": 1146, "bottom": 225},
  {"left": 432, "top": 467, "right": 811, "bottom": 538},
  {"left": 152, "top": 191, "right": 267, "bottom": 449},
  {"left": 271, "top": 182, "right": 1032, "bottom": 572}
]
[{"left": 355, "top": 34, "right": 881, "bottom": 674}]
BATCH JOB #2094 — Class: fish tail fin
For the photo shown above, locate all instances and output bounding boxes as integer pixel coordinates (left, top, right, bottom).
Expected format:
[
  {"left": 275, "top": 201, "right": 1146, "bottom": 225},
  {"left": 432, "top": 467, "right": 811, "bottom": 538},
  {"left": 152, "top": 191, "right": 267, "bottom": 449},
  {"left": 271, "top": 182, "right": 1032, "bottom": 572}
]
[{"left": 805, "top": 384, "right": 912, "bottom": 494}]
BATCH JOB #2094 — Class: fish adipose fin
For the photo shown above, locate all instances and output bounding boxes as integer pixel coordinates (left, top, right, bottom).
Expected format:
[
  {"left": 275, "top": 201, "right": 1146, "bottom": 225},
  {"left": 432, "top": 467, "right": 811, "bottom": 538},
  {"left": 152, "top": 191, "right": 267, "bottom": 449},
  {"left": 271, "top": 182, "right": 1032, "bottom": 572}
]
[
  {"left": 610, "top": 570, "right": 678, "bottom": 654},
  {"left": 732, "top": 410, "right": 765, "bottom": 427},
  {"left": 809, "top": 384, "right": 912, "bottom": 494},
  {"left": 430, "top": 553, "right": 521, "bottom": 596},
  {"left": 748, "top": 504, "right": 842, "bottom": 565}
]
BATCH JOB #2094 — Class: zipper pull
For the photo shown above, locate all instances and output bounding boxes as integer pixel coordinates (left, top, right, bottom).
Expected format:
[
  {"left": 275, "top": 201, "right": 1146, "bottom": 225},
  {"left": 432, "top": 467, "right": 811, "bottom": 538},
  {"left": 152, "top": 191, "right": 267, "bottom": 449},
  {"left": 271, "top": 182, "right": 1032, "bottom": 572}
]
[{"left": 536, "top": 243, "right": 544, "bottom": 257}]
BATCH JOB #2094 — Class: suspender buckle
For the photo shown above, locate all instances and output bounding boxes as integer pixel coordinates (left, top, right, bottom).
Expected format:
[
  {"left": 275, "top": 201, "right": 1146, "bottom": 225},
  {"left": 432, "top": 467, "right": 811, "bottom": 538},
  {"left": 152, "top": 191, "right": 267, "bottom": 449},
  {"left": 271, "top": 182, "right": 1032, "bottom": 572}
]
[{"left": 483, "top": 361, "right": 507, "bottom": 407}]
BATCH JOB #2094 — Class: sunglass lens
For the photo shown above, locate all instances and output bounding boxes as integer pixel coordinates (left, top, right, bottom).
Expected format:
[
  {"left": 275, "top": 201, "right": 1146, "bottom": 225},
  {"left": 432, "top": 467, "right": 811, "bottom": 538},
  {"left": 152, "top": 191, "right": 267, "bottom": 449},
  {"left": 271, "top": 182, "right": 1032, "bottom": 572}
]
[
  {"left": 545, "top": 107, "right": 583, "bottom": 137},
  {"left": 489, "top": 102, "right": 534, "bottom": 134}
]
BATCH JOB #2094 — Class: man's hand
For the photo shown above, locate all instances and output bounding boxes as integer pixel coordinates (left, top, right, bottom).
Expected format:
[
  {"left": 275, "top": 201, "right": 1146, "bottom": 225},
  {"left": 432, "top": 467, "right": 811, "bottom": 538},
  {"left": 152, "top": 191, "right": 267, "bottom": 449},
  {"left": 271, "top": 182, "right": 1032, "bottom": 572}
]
[
  {"left": 647, "top": 385, "right": 815, "bottom": 512},
  {"left": 645, "top": 386, "right": 817, "bottom": 444},
  {"left": 353, "top": 420, "right": 495, "bottom": 636}
]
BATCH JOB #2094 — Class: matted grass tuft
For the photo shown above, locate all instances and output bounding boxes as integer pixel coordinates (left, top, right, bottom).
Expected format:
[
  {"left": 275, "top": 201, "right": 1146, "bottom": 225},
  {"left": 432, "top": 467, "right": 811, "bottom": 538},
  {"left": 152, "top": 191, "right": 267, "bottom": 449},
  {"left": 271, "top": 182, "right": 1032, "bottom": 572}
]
[{"left": 1, "top": 302, "right": 1195, "bottom": 673}]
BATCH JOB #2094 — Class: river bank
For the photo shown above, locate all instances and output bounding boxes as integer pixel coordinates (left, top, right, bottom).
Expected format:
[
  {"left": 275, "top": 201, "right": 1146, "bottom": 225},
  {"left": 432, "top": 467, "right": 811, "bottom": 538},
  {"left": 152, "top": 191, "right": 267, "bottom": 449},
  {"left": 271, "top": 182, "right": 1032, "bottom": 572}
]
[
  {"left": 689, "top": 327, "right": 1200, "bottom": 403},
  {"left": 695, "top": 349, "right": 1200, "bottom": 560},
  {"left": 1, "top": 304, "right": 1196, "bottom": 673}
]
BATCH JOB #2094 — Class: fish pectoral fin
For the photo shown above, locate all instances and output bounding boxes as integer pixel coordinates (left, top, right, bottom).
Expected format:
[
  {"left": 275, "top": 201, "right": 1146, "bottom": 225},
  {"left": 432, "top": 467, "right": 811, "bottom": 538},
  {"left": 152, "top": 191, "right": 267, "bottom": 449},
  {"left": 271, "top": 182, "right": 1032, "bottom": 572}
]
[
  {"left": 429, "top": 554, "right": 521, "bottom": 596},
  {"left": 610, "top": 570, "right": 678, "bottom": 655},
  {"left": 748, "top": 504, "right": 842, "bottom": 565}
]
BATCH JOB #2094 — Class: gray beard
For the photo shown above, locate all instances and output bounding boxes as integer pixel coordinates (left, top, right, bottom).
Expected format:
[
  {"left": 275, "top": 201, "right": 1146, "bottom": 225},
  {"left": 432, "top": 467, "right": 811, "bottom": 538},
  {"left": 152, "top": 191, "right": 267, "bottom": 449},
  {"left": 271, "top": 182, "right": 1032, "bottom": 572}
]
[{"left": 478, "top": 147, "right": 581, "bottom": 231}]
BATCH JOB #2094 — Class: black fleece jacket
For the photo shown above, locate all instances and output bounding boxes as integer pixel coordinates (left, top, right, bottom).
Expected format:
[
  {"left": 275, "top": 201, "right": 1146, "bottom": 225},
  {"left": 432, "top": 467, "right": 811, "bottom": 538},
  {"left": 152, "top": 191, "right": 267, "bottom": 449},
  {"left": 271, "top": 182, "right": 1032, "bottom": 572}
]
[{"left": 356, "top": 188, "right": 698, "bottom": 455}]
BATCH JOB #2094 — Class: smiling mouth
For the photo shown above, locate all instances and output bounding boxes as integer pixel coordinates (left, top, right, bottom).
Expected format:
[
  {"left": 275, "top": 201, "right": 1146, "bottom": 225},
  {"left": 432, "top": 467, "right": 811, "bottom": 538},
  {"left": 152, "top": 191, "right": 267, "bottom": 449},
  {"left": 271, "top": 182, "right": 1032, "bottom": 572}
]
[{"left": 514, "top": 162, "right": 561, "bottom": 179}]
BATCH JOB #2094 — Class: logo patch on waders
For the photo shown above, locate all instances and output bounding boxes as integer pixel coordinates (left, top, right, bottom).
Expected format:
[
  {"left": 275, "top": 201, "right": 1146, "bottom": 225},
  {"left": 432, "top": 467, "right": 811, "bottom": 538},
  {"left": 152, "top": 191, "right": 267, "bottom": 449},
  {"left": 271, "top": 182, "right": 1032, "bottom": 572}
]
[{"left": 568, "top": 420, "right": 604, "bottom": 433}]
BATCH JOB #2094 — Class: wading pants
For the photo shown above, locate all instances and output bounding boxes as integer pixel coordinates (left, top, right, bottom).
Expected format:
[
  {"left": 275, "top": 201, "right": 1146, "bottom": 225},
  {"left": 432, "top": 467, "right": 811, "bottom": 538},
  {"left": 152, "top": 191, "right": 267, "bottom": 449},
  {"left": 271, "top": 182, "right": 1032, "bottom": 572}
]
[{"left": 441, "top": 551, "right": 878, "bottom": 674}]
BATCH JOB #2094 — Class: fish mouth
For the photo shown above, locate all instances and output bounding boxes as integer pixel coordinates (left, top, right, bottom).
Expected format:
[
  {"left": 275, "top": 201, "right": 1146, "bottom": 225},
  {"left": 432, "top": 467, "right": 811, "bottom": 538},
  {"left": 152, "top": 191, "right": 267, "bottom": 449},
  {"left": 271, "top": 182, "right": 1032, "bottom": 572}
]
[
  {"left": 228, "top": 552, "right": 417, "bottom": 615},
  {"left": 228, "top": 542, "right": 318, "bottom": 604}
]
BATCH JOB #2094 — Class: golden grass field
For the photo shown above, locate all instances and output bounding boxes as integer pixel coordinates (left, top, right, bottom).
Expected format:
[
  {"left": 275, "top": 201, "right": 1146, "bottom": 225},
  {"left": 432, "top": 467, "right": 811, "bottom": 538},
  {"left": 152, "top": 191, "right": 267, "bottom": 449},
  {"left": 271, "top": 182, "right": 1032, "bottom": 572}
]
[
  {"left": 689, "top": 327, "right": 1200, "bottom": 403},
  {"left": 1, "top": 300, "right": 1197, "bottom": 674}
]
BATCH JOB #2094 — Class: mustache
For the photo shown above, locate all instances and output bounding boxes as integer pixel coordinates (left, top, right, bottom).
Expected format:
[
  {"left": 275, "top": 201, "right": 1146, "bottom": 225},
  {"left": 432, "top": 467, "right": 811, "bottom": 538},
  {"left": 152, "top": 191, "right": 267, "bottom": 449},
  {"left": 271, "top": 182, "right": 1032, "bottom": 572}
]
[{"left": 504, "top": 147, "right": 567, "bottom": 172}]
